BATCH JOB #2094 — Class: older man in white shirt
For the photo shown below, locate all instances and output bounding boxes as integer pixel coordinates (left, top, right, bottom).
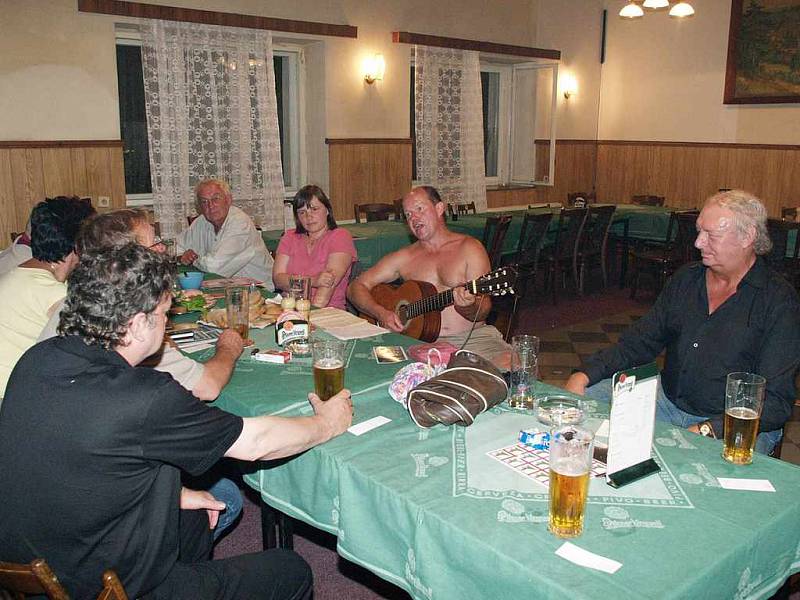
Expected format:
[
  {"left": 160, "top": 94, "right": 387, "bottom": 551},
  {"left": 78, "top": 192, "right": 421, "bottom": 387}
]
[{"left": 178, "top": 179, "right": 274, "bottom": 289}]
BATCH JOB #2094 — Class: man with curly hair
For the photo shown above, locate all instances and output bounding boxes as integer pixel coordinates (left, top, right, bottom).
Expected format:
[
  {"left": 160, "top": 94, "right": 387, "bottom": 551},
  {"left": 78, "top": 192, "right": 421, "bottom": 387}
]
[{"left": 0, "top": 244, "right": 352, "bottom": 600}]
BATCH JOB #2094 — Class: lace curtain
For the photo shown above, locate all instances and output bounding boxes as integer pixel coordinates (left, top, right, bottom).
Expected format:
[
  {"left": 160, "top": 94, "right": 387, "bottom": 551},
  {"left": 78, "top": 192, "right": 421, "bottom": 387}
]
[
  {"left": 141, "top": 21, "right": 285, "bottom": 239},
  {"left": 414, "top": 46, "right": 486, "bottom": 211}
]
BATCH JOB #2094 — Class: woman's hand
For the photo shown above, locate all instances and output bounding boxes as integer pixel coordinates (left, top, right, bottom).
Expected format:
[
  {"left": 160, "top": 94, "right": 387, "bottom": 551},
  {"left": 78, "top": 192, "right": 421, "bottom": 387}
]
[{"left": 314, "top": 269, "right": 336, "bottom": 288}]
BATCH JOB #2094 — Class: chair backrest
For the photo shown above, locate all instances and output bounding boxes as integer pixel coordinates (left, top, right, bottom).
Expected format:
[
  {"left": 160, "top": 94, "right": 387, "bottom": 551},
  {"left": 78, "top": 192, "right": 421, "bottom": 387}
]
[
  {"left": 579, "top": 205, "right": 616, "bottom": 255},
  {"left": 514, "top": 211, "right": 553, "bottom": 268},
  {"left": 392, "top": 199, "right": 405, "bottom": 221},
  {"left": 781, "top": 207, "right": 798, "bottom": 222},
  {"left": 766, "top": 218, "right": 800, "bottom": 270},
  {"left": 0, "top": 559, "right": 69, "bottom": 600},
  {"left": 632, "top": 194, "right": 666, "bottom": 207},
  {"left": 481, "top": 214, "right": 513, "bottom": 269},
  {"left": 553, "top": 207, "right": 588, "bottom": 261},
  {"left": 566, "top": 191, "right": 597, "bottom": 208},
  {"left": 674, "top": 210, "right": 700, "bottom": 263},
  {"left": 353, "top": 203, "right": 394, "bottom": 223},
  {"left": 456, "top": 202, "right": 477, "bottom": 216},
  {"left": 96, "top": 570, "right": 128, "bottom": 600}
]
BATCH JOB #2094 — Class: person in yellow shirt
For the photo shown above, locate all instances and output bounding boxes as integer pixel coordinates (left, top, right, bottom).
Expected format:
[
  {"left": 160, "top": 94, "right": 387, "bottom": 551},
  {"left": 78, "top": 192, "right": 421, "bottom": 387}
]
[{"left": 0, "top": 196, "right": 94, "bottom": 401}]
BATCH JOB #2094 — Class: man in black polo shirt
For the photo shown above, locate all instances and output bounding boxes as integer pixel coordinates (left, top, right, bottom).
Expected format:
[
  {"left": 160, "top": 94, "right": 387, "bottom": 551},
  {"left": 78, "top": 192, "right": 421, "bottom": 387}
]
[
  {"left": 0, "top": 244, "right": 352, "bottom": 599},
  {"left": 566, "top": 190, "right": 800, "bottom": 455}
]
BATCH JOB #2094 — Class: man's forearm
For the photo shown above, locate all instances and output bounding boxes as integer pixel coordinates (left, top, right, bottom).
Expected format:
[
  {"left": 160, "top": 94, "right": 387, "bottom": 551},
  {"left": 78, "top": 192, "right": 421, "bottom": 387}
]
[
  {"left": 192, "top": 344, "right": 240, "bottom": 401},
  {"left": 347, "top": 281, "right": 384, "bottom": 319}
]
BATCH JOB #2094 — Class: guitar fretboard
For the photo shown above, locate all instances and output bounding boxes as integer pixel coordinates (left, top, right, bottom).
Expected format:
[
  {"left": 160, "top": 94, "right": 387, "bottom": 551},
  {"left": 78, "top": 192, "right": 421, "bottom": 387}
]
[{"left": 401, "top": 281, "right": 475, "bottom": 321}]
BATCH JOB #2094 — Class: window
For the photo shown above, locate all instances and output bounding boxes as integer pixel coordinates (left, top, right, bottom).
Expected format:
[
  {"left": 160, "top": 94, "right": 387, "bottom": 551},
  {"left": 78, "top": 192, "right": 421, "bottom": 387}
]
[
  {"left": 410, "top": 57, "right": 558, "bottom": 188},
  {"left": 115, "top": 32, "right": 303, "bottom": 205}
]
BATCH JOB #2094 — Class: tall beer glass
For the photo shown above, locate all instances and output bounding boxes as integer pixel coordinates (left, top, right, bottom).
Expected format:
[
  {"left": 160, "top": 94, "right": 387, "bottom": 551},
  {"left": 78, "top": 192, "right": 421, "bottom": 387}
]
[
  {"left": 507, "top": 334, "right": 539, "bottom": 410},
  {"left": 723, "top": 372, "right": 766, "bottom": 465},
  {"left": 225, "top": 286, "right": 250, "bottom": 340},
  {"left": 548, "top": 425, "right": 593, "bottom": 538},
  {"left": 311, "top": 337, "right": 346, "bottom": 401}
]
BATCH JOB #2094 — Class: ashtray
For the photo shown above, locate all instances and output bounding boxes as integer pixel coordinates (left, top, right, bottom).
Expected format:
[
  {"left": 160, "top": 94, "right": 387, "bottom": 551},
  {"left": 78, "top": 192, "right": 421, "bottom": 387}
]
[{"left": 536, "top": 394, "right": 586, "bottom": 427}]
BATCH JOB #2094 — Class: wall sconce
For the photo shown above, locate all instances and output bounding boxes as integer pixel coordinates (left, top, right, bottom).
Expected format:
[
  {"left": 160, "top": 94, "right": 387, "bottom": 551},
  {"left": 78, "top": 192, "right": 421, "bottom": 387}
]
[
  {"left": 562, "top": 74, "right": 578, "bottom": 99},
  {"left": 363, "top": 54, "right": 385, "bottom": 84}
]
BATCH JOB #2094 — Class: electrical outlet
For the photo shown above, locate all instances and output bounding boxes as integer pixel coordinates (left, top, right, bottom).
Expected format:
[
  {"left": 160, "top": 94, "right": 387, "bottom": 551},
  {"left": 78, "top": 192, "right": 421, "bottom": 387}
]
[{"left": 97, "top": 196, "right": 110, "bottom": 208}]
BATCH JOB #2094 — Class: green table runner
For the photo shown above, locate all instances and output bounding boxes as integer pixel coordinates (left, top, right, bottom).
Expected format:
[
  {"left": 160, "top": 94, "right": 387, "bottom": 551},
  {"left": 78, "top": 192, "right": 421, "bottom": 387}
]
[{"left": 206, "top": 332, "right": 800, "bottom": 600}]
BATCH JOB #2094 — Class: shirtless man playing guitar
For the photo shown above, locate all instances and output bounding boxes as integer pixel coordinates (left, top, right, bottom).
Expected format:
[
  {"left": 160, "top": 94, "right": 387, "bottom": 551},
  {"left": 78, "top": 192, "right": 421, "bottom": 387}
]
[{"left": 347, "top": 186, "right": 511, "bottom": 368}]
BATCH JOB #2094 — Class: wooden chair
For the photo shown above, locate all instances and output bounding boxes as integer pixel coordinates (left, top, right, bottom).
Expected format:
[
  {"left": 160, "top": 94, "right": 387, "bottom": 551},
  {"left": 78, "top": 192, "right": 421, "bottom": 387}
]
[
  {"left": 566, "top": 191, "right": 597, "bottom": 208},
  {"left": 0, "top": 558, "right": 69, "bottom": 600},
  {"left": 481, "top": 214, "right": 513, "bottom": 270},
  {"left": 393, "top": 199, "right": 406, "bottom": 222},
  {"left": 353, "top": 203, "right": 394, "bottom": 223},
  {"left": 542, "top": 207, "right": 588, "bottom": 304},
  {"left": 96, "top": 570, "right": 129, "bottom": 600},
  {"left": 781, "top": 207, "right": 799, "bottom": 222},
  {"left": 497, "top": 211, "right": 553, "bottom": 338},
  {"left": 632, "top": 194, "right": 666, "bottom": 207},
  {"left": 766, "top": 219, "right": 800, "bottom": 289},
  {"left": 574, "top": 205, "right": 617, "bottom": 294},
  {"left": 456, "top": 202, "right": 477, "bottom": 216},
  {"left": 629, "top": 210, "right": 699, "bottom": 299}
]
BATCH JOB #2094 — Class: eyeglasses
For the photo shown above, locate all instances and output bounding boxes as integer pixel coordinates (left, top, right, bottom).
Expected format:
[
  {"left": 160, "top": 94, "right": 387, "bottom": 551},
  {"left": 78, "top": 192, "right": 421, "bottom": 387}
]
[
  {"left": 296, "top": 204, "right": 324, "bottom": 217},
  {"left": 198, "top": 193, "right": 226, "bottom": 208},
  {"left": 147, "top": 236, "right": 164, "bottom": 250}
]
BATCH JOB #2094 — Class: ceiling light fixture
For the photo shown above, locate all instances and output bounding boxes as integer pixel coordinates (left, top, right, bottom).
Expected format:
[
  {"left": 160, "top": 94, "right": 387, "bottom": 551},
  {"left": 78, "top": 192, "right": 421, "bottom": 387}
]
[
  {"left": 669, "top": 2, "right": 696, "bottom": 17},
  {"left": 619, "top": 1, "right": 644, "bottom": 18}
]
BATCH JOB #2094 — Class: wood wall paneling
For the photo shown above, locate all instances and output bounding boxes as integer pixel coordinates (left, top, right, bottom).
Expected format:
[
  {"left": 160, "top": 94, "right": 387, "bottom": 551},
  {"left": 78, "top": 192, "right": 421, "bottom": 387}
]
[
  {"left": 593, "top": 141, "right": 800, "bottom": 216},
  {"left": 326, "top": 139, "right": 412, "bottom": 222},
  {"left": 0, "top": 141, "right": 126, "bottom": 248}
]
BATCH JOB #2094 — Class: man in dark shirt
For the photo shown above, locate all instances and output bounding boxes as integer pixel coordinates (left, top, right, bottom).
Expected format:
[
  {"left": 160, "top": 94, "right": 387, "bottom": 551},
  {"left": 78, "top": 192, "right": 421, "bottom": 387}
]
[
  {"left": 566, "top": 190, "right": 800, "bottom": 454},
  {"left": 0, "top": 244, "right": 353, "bottom": 599}
]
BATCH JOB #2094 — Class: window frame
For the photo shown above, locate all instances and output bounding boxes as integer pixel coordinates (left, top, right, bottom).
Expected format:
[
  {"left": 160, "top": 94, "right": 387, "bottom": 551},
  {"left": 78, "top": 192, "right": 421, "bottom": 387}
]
[
  {"left": 113, "top": 28, "right": 305, "bottom": 207},
  {"left": 410, "top": 53, "right": 557, "bottom": 189}
]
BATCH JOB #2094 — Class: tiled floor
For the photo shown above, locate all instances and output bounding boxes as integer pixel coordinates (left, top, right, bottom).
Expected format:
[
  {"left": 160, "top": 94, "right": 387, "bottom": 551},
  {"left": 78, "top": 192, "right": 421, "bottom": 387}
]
[{"left": 536, "top": 308, "right": 800, "bottom": 467}]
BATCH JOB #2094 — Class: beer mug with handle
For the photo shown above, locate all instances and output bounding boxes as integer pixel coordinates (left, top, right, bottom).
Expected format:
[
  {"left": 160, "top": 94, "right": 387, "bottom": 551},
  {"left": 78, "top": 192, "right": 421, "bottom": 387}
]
[
  {"left": 548, "top": 425, "right": 594, "bottom": 538},
  {"left": 723, "top": 372, "right": 766, "bottom": 465}
]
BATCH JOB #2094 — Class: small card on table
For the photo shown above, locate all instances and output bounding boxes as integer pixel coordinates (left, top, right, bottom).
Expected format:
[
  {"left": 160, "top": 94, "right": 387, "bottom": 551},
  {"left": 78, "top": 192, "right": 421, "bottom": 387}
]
[{"left": 373, "top": 346, "right": 408, "bottom": 364}]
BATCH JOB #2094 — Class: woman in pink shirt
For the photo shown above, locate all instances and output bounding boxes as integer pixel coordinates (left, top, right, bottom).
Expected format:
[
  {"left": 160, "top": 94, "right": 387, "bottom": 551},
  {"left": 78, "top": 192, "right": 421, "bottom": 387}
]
[{"left": 273, "top": 185, "right": 357, "bottom": 309}]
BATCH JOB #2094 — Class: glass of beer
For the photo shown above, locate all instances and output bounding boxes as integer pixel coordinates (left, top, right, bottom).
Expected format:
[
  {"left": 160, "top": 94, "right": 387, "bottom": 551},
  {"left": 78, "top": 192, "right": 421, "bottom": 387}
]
[
  {"left": 311, "top": 337, "right": 346, "bottom": 401},
  {"left": 507, "top": 334, "right": 539, "bottom": 410},
  {"left": 723, "top": 371, "right": 766, "bottom": 465},
  {"left": 548, "top": 425, "right": 594, "bottom": 538},
  {"left": 225, "top": 286, "right": 250, "bottom": 340}
]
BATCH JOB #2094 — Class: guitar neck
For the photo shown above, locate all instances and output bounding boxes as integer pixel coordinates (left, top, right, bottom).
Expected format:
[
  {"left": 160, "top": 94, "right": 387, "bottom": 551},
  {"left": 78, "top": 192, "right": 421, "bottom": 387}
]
[{"left": 403, "top": 281, "right": 475, "bottom": 321}]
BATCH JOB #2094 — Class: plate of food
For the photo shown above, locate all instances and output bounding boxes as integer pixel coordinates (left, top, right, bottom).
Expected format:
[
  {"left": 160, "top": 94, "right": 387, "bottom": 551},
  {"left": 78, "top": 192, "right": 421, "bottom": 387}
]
[
  {"left": 201, "top": 294, "right": 283, "bottom": 329},
  {"left": 170, "top": 290, "right": 218, "bottom": 314}
]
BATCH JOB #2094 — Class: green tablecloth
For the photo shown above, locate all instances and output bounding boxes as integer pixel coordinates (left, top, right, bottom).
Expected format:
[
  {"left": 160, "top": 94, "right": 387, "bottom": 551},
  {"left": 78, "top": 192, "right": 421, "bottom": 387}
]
[
  {"left": 203, "top": 329, "right": 800, "bottom": 600},
  {"left": 262, "top": 205, "right": 673, "bottom": 270}
]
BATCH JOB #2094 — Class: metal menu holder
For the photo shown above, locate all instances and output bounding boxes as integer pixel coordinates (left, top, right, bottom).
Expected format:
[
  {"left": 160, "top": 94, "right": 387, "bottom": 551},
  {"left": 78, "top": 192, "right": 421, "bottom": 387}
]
[{"left": 606, "top": 363, "right": 661, "bottom": 488}]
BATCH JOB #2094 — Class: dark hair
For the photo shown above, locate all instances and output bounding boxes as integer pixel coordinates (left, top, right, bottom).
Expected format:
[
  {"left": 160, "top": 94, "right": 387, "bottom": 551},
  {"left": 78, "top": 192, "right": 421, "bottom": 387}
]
[
  {"left": 59, "top": 244, "right": 174, "bottom": 349},
  {"left": 417, "top": 185, "right": 443, "bottom": 204},
  {"left": 77, "top": 209, "right": 150, "bottom": 255},
  {"left": 292, "top": 185, "right": 337, "bottom": 235},
  {"left": 30, "top": 196, "right": 95, "bottom": 262}
]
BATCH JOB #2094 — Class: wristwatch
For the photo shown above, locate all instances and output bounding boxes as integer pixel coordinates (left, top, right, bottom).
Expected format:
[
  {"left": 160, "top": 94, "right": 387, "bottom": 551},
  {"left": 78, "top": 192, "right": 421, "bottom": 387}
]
[{"left": 698, "top": 420, "right": 716, "bottom": 438}]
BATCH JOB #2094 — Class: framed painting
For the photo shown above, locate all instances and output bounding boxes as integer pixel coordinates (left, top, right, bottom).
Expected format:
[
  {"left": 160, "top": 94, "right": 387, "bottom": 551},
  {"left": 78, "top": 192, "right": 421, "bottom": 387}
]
[{"left": 724, "top": 0, "right": 800, "bottom": 104}]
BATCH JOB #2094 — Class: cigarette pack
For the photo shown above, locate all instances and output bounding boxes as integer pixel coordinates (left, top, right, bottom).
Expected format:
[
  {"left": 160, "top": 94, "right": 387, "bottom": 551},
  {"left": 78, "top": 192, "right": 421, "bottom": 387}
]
[
  {"left": 519, "top": 428, "right": 550, "bottom": 450},
  {"left": 252, "top": 349, "right": 292, "bottom": 364}
]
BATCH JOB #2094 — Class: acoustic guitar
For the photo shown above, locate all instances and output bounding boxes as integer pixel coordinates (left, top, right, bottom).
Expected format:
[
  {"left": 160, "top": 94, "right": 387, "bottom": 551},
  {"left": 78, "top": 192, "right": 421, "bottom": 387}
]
[{"left": 364, "top": 267, "right": 518, "bottom": 342}]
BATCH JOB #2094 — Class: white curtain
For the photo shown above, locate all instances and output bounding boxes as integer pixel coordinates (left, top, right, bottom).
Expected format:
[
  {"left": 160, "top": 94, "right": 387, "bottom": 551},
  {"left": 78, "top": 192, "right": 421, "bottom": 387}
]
[
  {"left": 140, "top": 21, "right": 285, "bottom": 239},
  {"left": 414, "top": 46, "right": 487, "bottom": 211}
]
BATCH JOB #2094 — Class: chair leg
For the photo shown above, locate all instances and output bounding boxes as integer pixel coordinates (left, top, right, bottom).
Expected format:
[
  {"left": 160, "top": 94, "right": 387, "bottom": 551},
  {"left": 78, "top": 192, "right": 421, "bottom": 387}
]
[
  {"left": 260, "top": 501, "right": 278, "bottom": 550},
  {"left": 630, "top": 259, "right": 639, "bottom": 300}
]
